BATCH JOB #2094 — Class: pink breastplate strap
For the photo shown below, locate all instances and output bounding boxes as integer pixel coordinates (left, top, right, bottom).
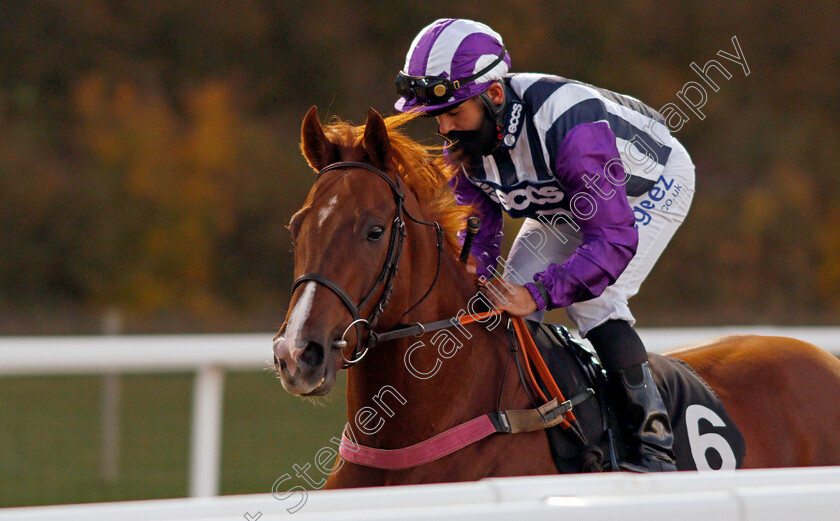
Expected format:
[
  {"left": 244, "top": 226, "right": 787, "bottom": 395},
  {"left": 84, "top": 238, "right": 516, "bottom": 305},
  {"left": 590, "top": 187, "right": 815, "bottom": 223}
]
[
  {"left": 338, "top": 414, "right": 497, "bottom": 470},
  {"left": 336, "top": 315, "right": 581, "bottom": 470}
]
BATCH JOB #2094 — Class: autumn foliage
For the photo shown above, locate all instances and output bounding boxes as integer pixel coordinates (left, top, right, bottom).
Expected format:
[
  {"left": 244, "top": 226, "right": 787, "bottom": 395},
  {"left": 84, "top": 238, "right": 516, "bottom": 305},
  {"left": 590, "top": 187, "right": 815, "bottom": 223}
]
[{"left": 1, "top": 1, "right": 838, "bottom": 332}]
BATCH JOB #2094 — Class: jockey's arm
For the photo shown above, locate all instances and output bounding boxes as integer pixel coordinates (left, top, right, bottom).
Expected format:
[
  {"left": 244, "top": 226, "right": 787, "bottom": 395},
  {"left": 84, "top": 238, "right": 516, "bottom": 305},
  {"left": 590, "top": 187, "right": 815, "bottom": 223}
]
[
  {"left": 448, "top": 169, "right": 503, "bottom": 277},
  {"left": 523, "top": 122, "right": 639, "bottom": 311}
]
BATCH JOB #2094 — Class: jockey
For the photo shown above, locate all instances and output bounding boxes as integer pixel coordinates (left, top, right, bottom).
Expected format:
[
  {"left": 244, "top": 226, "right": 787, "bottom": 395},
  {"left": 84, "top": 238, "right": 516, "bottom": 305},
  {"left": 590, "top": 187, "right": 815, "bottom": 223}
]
[{"left": 394, "top": 18, "right": 695, "bottom": 472}]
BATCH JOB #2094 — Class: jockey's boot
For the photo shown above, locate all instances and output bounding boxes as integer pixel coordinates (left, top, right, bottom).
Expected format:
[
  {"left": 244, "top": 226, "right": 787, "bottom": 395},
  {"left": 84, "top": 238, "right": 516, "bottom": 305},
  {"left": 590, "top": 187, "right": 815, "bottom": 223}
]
[{"left": 611, "top": 361, "right": 677, "bottom": 472}]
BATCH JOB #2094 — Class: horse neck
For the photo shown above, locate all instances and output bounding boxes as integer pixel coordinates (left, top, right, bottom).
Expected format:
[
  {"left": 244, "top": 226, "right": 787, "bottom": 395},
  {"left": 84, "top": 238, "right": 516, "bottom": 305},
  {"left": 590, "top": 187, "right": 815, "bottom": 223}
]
[{"left": 345, "top": 233, "right": 520, "bottom": 448}]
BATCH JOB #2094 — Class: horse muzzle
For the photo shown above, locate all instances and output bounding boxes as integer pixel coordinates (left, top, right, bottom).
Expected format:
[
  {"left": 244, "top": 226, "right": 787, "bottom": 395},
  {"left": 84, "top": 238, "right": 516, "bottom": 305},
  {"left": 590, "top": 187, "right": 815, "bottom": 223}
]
[{"left": 273, "top": 335, "right": 338, "bottom": 396}]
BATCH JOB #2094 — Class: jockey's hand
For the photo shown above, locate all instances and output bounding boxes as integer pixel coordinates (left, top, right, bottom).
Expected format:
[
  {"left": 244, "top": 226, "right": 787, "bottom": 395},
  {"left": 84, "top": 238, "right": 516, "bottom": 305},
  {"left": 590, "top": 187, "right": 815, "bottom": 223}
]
[{"left": 482, "top": 280, "right": 538, "bottom": 317}]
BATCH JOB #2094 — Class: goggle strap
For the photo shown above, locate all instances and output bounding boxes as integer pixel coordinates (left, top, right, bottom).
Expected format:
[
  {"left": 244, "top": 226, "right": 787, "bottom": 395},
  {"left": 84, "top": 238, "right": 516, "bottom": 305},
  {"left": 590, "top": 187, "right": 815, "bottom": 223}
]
[
  {"left": 397, "top": 48, "right": 506, "bottom": 95},
  {"left": 449, "top": 49, "right": 507, "bottom": 91}
]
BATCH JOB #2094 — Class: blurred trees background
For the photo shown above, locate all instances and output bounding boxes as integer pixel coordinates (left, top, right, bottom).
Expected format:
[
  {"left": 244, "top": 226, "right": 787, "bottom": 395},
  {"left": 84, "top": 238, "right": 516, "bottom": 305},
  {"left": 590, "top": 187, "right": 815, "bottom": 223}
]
[{"left": 1, "top": 1, "right": 838, "bottom": 333}]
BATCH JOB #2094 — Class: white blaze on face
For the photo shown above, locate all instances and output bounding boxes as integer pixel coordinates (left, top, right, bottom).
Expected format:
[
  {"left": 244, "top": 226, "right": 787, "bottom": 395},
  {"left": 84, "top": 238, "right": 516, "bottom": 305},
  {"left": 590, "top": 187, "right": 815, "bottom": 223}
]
[
  {"left": 318, "top": 195, "right": 338, "bottom": 228},
  {"left": 278, "top": 281, "right": 316, "bottom": 375}
]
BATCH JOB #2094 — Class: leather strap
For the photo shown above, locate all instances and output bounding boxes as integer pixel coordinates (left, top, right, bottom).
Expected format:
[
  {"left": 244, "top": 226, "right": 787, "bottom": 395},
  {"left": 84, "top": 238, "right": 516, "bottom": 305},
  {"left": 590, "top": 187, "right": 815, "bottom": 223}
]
[
  {"left": 338, "top": 314, "right": 595, "bottom": 470},
  {"left": 339, "top": 415, "right": 497, "bottom": 470},
  {"left": 293, "top": 272, "right": 361, "bottom": 320},
  {"left": 492, "top": 390, "right": 594, "bottom": 434},
  {"left": 338, "top": 389, "right": 594, "bottom": 470},
  {"left": 511, "top": 316, "right": 576, "bottom": 428},
  {"left": 367, "top": 309, "right": 504, "bottom": 347},
  {"left": 317, "top": 161, "right": 404, "bottom": 199}
]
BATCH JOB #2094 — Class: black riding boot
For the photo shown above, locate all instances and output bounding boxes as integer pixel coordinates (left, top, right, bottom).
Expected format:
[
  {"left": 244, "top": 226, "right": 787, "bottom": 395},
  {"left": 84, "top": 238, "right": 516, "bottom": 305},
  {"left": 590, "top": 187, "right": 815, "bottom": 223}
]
[
  {"left": 586, "top": 320, "right": 677, "bottom": 472},
  {"left": 611, "top": 361, "right": 677, "bottom": 472}
]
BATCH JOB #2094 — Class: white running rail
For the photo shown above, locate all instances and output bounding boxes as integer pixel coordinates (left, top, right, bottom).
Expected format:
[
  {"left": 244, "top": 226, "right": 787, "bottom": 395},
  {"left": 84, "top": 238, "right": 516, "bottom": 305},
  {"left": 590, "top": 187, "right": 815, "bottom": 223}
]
[
  {"left": 1, "top": 328, "right": 838, "bottom": 497},
  {"left": 2, "top": 466, "right": 840, "bottom": 520}
]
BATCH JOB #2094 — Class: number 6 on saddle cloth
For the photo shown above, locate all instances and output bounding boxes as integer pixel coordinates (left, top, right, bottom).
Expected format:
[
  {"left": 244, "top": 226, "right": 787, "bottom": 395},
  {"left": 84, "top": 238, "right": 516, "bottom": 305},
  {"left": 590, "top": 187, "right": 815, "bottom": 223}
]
[{"left": 525, "top": 322, "right": 746, "bottom": 473}]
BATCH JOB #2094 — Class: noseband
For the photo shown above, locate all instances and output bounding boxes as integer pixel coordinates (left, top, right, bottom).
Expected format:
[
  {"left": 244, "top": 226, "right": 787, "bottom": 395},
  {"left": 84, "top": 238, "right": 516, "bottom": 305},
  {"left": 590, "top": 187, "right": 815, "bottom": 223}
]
[{"left": 291, "top": 161, "right": 443, "bottom": 368}]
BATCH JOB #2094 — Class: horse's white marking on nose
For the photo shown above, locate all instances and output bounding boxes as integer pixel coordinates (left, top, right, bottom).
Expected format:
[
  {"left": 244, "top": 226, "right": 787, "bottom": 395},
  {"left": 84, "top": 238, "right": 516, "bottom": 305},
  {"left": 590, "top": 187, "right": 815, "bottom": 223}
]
[
  {"left": 278, "top": 281, "right": 316, "bottom": 376},
  {"left": 317, "top": 195, "right": 338, "bottom": 228}
]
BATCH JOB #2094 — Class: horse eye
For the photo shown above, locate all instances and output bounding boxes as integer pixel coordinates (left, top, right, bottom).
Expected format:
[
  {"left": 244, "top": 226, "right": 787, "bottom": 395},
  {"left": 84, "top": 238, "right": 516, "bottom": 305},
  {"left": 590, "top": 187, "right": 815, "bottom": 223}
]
[{"left": 367, "top": 225, "right": 385, "bottom": 241}]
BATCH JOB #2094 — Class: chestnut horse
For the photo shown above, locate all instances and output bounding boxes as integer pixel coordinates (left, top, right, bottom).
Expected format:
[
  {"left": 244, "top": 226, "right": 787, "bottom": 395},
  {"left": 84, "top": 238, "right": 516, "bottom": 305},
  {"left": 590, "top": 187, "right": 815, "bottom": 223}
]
[{"left": 274, "top": 107, "right": 840, "bottom": 488}]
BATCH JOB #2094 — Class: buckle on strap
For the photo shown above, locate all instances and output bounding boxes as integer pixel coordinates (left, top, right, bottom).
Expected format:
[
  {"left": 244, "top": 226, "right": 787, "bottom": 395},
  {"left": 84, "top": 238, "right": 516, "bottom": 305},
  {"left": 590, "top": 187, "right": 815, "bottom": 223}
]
[
  {"left": 537, "top": 397, "right": 571, "bottom": 424},
  {"left": 538, "top": 388, "right": 594, "bottom": 421},
  {"left": 494, "top": 388, "right": 595, "bottom": 434},
  {"left": 496, "top": 410, "right": 511, "bottom": 433}
]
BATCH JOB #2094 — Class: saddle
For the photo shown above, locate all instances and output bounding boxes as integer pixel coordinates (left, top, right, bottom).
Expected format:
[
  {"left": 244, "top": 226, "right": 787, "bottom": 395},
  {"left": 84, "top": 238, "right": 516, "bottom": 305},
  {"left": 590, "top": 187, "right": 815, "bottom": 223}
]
[{"left": 520, "top": 320, "right": 747, "bottom": 472}]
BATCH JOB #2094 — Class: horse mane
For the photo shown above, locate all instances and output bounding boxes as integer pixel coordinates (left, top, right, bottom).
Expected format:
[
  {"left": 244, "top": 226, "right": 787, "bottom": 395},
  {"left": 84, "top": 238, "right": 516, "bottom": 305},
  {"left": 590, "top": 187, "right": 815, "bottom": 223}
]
[{"left": 318, "top": 112, "right": 473, "bottom": 254}]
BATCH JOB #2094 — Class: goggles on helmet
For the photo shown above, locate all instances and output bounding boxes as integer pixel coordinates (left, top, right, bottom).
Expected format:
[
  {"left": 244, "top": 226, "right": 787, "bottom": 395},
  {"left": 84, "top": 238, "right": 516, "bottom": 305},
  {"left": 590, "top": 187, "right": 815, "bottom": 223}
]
[{"left": 395, "top": 50, "right": 506, "bottom": 106}]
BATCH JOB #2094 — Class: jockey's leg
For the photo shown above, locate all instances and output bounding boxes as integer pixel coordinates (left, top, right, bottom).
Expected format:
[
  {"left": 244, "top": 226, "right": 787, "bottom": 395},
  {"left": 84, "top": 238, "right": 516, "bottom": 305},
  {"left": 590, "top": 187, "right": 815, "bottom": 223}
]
[
  {"left": 587, "top": 319, "right": 676, "bottom": 472},
  {"left": 568, "top": 142, "right": 694, "bottom": 470},
  {"left": 504, "top": 142, "right": 695, "bottom": 471}
]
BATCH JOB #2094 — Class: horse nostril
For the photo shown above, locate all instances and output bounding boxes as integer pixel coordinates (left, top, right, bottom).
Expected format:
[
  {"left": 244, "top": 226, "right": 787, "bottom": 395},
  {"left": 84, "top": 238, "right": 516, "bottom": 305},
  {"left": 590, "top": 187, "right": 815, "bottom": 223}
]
[{"left": 299, "top": 340, "right": 325, "bottom": 369}]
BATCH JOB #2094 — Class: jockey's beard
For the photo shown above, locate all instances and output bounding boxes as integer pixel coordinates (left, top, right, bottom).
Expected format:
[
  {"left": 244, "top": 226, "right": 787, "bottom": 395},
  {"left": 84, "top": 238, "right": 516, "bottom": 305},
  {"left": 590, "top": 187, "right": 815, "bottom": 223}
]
[{"left": 440, "top": 114, "right": 500, "bottom": 162}]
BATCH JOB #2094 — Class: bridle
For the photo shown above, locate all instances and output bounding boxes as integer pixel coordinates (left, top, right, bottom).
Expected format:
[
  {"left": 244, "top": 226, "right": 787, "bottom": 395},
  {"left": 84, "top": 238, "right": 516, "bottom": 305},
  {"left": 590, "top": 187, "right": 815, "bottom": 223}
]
[
  {"left": 291, "top": 161, "right": 444, "bottom": 368},
  {"left": 290, "top": 166, "right": 599, "bottom": 470}
]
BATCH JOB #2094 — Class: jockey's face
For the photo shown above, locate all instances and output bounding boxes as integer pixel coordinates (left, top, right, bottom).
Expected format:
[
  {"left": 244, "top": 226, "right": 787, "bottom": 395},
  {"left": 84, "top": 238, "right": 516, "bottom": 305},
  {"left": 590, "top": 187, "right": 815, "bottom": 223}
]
[
  {"left": 434, "top": 82, "right": 506, "bottom": 135},
  {"left": 435, "top": 98, "right": 484, "bottom": 135}
]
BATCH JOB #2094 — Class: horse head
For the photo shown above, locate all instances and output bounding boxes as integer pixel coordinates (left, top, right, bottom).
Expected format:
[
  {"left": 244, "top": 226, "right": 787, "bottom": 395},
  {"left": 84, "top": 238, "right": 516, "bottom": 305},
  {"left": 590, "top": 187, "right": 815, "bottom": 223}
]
[{"left": 274, "top": 106, "right": 430, "bottom": 396}]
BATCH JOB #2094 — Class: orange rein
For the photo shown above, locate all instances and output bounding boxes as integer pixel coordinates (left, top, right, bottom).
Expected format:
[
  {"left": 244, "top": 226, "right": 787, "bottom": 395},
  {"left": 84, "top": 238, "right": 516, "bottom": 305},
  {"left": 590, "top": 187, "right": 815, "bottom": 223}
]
[{"left": 457, "top": 309, "right": 575, "bottom": 430}]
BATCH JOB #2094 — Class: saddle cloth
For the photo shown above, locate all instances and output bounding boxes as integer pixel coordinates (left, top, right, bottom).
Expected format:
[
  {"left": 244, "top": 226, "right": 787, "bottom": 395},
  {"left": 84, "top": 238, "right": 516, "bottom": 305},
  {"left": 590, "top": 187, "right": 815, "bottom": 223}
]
[{"left": 525, "top": 321, "right": 747, "bottom": 472}]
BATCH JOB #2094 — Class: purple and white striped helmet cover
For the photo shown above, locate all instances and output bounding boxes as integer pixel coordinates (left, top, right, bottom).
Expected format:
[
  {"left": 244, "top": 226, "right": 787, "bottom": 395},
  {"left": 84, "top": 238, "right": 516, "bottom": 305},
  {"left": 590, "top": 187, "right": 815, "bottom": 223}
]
[{"left": 395, "top": 18, "right": 511, "bottom": 113}]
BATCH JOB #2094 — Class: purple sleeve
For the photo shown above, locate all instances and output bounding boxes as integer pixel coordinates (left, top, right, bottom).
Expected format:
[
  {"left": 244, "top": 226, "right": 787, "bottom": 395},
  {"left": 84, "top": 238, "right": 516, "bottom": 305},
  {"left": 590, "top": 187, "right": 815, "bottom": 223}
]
[
  {"left": 448, "top": 168, "right": 503, "bottom": 278},
  {"left": 524, "top": 122, "right": 639, "bottom": 310}
]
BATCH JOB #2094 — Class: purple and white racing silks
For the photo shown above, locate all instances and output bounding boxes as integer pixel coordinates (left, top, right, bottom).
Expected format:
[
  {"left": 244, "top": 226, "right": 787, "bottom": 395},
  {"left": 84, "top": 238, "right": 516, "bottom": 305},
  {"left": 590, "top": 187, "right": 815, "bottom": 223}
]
[{"left": 450, "top": 73, "right": 694, "bottom": 333}]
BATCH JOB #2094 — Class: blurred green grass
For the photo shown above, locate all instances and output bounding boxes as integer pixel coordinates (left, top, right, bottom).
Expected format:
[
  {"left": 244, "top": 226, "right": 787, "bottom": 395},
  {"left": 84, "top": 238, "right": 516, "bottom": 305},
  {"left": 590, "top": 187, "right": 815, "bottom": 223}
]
[{"left": 0, "top": 371, "right": 347, "bottom": 507}]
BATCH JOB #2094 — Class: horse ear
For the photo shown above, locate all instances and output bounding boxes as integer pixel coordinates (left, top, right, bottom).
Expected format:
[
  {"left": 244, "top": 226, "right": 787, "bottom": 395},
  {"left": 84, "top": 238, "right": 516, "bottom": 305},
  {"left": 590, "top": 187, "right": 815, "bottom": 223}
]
[
  {"left": 363, "top": 108, "right": 392, "bottom": 171},
  {"left": 301, "top": 106, "right": 338, "bottom": 172}
]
